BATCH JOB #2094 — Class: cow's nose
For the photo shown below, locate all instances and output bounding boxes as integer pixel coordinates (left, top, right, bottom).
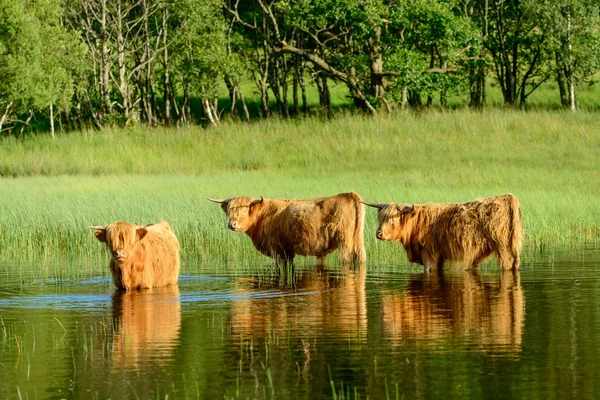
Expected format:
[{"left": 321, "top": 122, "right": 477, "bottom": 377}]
[
  {"left": 114, "top": 249, "right": 126, "bottom": 259},
  {"left": 228, "top": 221, "right": 238, "bottom": 230},
  {"left": 376, "top": 230, "right": 383, "bottom": 239}
]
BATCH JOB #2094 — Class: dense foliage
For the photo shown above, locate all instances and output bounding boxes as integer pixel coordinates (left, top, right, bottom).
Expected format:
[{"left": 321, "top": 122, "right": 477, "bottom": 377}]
[{"left": 0, "top": 0, "right": 599, "bottom": 134}]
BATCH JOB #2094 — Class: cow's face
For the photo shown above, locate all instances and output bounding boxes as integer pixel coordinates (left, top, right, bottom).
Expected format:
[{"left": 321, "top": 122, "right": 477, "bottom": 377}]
[
  {"left": 208, "top": 196, "right": 264, "bottom": 233},
  {"left": 91, "top": 222, "right": 148, "bottom": 265},
  {"left": 376, "top": 204, "right": 414, "bottom": 241},
  {"left": 222, "top": 196, "right": 264, "bottom": 232}
]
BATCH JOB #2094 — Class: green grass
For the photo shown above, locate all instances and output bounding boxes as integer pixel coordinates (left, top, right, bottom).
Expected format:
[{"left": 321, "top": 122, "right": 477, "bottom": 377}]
[{"left": 0, "top": 110, "right": 599, "bottom": 269}]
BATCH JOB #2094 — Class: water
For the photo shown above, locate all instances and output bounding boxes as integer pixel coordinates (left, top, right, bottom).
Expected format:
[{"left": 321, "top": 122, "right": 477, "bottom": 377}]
[{"left": 1, "top": 247, "right": 599, "bottom": 399}]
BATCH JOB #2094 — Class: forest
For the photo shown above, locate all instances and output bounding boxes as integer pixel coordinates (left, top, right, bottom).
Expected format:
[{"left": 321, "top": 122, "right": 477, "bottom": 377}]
[{"left": 1, "top": 0, "right": 599, "bottom": 135}]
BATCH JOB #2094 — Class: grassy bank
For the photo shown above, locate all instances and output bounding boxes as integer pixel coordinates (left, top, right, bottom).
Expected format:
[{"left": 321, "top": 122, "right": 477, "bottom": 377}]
[{"left": 0, "top": 110, "right": 598, "bottom": 269}]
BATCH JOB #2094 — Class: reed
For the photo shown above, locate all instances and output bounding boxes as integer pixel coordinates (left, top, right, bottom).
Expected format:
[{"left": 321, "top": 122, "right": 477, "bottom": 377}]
[{"left": 0, "top": 110, "right": 598, "bottom": 270}]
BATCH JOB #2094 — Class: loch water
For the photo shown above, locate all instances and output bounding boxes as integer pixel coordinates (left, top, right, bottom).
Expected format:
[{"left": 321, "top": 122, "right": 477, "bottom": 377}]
[{"left": 1, "top": 246, "right": 599, "bottom": 399}]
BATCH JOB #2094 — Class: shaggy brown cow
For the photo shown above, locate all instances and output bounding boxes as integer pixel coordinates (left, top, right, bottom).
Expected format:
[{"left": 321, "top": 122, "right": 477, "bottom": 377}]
[
  {"left": 207, "top": 192, "right": 366, "bottom": 266},
  {"left": 364, "top": 194, "right": 522, "bottom": 271},
  {"left": 88, "top": 221, "right": 180, "bottom": 290}
]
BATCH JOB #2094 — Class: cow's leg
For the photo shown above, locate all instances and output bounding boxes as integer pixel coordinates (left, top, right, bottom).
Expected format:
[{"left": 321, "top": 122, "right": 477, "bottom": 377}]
[
  {"left": 422, "top": 256, "right": 439, "bottom": 273},
  {"left": 352, "top": 245, "right": 367, "bottom": 267},
  {"left": 274, "top": 252, "right": 295, "bottom": 271},
  {"left": 339, "top": 240, "right": 366, "bottom": 268},
  {"left": 496, "top": 246, "right": 515, "bottom": 270},
  {"left": 437, "top": 257, "right": 445, "bottom": 271}
]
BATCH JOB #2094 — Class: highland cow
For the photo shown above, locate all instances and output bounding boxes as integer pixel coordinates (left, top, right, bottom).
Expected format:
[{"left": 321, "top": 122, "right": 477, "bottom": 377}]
[
  {"left": 364, "top": 194, "right": 522, "bottom": 271},
  {"left": 207, "top": 192, "right": 366, "bottom": 266},
  {"left": 88, "top": 221, "right": 180, "bottom": 290}
]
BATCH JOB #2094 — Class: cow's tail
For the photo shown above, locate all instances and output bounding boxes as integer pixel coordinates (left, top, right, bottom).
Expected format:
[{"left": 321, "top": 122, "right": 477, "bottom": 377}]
[
  {"left": 508, "top": 194, "right": 523, "bottom": 269},
  {"left": 351, "top": 192, "right": 367, "bottom": 265}
]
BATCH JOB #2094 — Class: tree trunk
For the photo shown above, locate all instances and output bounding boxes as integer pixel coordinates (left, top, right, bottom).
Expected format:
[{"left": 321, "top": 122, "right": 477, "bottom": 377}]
[
  {"left": 238, "top": 87, "right": 250, "bottom": 121},
  {"left": 292, "top": 54, "right": 299, "bottom": 116},
  {"left": 408, "top": 89, "right": 422, "bottom": 108},
  {"left": 0, "top": 101, "right": 14, "bottom": 134},
  {"left": 280, "top": 56, "right": 290, "bottom": 118},
  {"left": 162, "top": 7, "right": 171, "bottom": 124},
  {"left": 568, "top": 76, "right": 576, "bottom": 112},
  {"left": 556, "top": 53, "right": 569, "bottom": 108},
  {"left": 400, "top": 87, "right": 408, "bottom": 109},
  {"left": 316, "top": 73, "right": 331, "bottom": 114},
  {"left": 20, "top": 110, "right": 34, "bottom": 135},
  {"left": 100, "top": 0, "right": 111, "bottom": 116},
  {"left": 50, "top": 104, "right": 55, "bottom": 139}
]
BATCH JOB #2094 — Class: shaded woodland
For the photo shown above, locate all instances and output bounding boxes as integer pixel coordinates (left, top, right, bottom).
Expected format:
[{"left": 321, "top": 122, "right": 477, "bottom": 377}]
[{"left": 1, "top": 0, "right": 599, "bottom": 135}]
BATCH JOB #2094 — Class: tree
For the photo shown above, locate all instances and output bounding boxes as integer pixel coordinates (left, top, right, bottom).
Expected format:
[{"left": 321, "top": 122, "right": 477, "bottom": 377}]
[
  {"left": 0, "top": 0, "right": 79, "bottom": 135},
  {"left": 541, "top": 0, "right": 600, "bottom": 111},
  {"left": 484, "top": 0, "right": 552, "bottom": 107}
]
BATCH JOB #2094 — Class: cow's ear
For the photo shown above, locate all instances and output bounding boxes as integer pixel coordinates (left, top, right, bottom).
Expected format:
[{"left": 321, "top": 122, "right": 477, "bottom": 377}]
[
  {"left": 136, "top": 227, "right": 148, "bottom": 241},
  {"left": 95, "top": 229, "right": 107, "bottom": 243},
  {"left": 87, "top": 226, "right": 107, "bottom": 242},
  {"left": 249, "top": 195, "right": 264, "bottom": 212},
  {"left": 403, "top": 205, "right": 415, "bottom": 213}
]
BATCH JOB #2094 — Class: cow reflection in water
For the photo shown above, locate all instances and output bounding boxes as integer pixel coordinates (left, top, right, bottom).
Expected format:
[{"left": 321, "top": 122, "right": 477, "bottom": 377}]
[
  {"left": 381, "top": 270, "right": 524, "bottom": 352},
  {"left": 231, "top": 268, "right": 367, "bottom": 342},
  {"left": 110, "top": 286, "right": 181, "bottom": 370}
]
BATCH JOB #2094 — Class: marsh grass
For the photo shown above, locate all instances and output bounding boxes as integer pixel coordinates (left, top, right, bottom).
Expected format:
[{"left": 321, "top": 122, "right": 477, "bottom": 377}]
[{"left": 0, "top": 110, "right": 598, "bottom": 271}]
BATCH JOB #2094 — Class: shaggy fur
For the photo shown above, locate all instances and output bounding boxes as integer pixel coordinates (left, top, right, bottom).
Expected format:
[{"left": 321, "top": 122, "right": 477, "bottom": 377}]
[
  {"left": 208, "top": 192, "right": 366, "bottom": 266},
  {"left": 369, "top": 194, "right": 522, "bottom": 271},
  {"left": 90, "top": 221, "right": 180, "bottom": 290}
]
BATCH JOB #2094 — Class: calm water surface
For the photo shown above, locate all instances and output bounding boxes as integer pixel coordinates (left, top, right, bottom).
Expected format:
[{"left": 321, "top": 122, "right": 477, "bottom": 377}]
[{"left": 1, "top": 246, "right": 599, "bottom": 399}]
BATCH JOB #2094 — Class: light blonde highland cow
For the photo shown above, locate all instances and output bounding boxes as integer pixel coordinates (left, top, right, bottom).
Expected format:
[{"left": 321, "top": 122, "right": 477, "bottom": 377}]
[{"left": 88, "top": 221, "right": 180, "bottom": 290}]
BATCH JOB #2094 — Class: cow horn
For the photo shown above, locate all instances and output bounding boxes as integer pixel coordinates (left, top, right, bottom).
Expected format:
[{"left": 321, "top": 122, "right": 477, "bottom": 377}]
[
  {"left": 361, "top": 201, "right": 386, "bottom": 210},
  {"left": 86, "top": 225, "right": 105, "bottom": 230},
  {"left": 251, "top": 195, "right": 264, "bottom": 205},
  {"left": 205, "top": 197, "right": 231, "bottom": 204}
]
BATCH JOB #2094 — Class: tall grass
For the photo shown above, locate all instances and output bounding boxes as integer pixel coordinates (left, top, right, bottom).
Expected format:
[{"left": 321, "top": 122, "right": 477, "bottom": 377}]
[{"left": 0, "top": 110, "right": 598, "bottom": 269}]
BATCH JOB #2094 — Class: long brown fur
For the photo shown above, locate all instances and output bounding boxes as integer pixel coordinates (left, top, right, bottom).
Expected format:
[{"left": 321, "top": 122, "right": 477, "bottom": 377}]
[
  {"left": 372, "top": 194, "right": 522, "bottom": 271},
  {"left": 90, "top": 221, "right": 180, "bottom": 289},
  {"left": 210, "top": 192, "right": 366, "bottom": 266}
]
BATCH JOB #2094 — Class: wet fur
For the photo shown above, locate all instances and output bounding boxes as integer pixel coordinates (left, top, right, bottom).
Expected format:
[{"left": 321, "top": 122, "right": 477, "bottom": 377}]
[
  {"left": 93, "top": 221, "right": 180, "bottom": 289},
  {"left": 217, "top": 192, "right": 366, "bottom": 266},
  {"left": 376, "top": 194, "right": 522, "bottom": 271}
]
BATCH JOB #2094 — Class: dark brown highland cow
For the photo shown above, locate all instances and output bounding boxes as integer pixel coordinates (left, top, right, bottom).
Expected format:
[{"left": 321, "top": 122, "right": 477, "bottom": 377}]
[
  {"left": 207, "top": 192, "right": 366, "bottom": 266},
  {"left": 364, "top": 194, "right": 522, "bottom": 271},
  {"left": 88, "top": 221, "right": 180, "bottom": 290}
]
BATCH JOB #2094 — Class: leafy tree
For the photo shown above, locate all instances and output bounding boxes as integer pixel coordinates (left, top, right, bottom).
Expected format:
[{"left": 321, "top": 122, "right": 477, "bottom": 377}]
[
  {"left": 0, "top": 0, "right": 81, "bottom": 135},
  {"left": 541, "top": 0, "right": 600, "bottom": 110}
]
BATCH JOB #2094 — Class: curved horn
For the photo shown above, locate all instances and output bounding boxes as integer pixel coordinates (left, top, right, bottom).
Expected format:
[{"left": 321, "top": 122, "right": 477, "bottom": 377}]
[
  {"left": 251, "top": 195, "right": 264, "bottom": 205},
  {"left": 361, "top": 201, "right": 386, "bottom": 210},
  {"left": 205, "top": 197, "right": 231, "bottom": 204},
  {"left": 86, "top": 225, "right": 105, "bottom": 230}
]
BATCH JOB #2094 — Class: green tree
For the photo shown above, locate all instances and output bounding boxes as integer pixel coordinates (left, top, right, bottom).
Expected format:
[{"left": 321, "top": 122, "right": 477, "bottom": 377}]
[
  {"left": 541, "top": 0, "right": 600, "bottom": 110},
  {"left": 0, "top": 0, "right": 81, "bottom": 135}
]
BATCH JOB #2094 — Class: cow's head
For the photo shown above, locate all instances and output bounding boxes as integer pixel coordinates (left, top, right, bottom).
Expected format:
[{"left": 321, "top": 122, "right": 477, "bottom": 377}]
[
  {"left": 88, "top": 222, "right": 149, "bottom": 265},
  {"left": 206, "top": 196, "right": 264, "bottom": 232},
  {"left": 363, "top": 202, "right": 414, "bottom": 241}
]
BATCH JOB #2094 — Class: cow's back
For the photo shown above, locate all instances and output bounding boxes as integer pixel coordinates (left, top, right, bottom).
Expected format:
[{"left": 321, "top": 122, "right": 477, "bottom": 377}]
[
  {"left": 433, "top": 194, "right": 521, "bottom": 267},
  {"left": 288, "top": 193, "right": 361, "bottom": 256},
  {"left": 133, "top": 222, "right": 180, "bottom": 287}
]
